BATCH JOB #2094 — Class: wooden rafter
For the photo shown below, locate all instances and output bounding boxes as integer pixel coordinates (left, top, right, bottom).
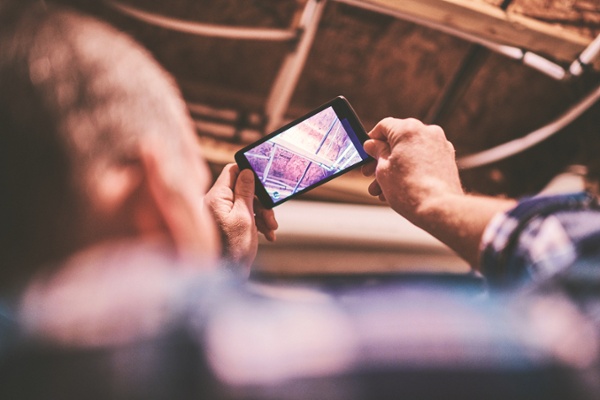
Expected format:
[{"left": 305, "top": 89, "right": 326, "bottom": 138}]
[{"left": 350, "top": 0, "right": 599, "bottom": 69}]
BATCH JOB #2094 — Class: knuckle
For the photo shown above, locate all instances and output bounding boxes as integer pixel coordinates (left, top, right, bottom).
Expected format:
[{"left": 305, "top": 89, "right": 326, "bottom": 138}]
[
  {"left": 400, "top": 118, "right": 424, "bottom": 140},
  {"left": 403, "top": 118, "right": 422, "bottom": 130},
  {"left": 428, "top": 124, "right": 445, "bottom": 136},
  {"left": 381, "top": 116, "right": 396, "bottom": 125},
  {"left": 235, "top": 184, "right": 254, "bottom": 199},
  {"left": 427, "top": 124, "right": 451, "bottom": 145},
  {"left": 375, "top": 117, "right": 396, "bottom": 133}
]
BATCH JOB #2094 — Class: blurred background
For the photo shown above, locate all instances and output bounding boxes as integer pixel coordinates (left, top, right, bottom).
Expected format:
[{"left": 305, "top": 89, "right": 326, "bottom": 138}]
[{"left": 59, "top": 0, "right": 600, "bottom": 274}]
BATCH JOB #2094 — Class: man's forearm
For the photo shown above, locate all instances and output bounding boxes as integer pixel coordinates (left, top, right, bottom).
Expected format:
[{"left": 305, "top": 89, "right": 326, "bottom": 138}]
[{"left": 414, "top": 194, "right": 517, "bottom": 268}]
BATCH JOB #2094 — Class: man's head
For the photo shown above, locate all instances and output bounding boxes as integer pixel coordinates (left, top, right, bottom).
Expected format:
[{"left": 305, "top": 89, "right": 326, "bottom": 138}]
[{"left": 0, "top": 1, "right": 219, "bottom": 290}]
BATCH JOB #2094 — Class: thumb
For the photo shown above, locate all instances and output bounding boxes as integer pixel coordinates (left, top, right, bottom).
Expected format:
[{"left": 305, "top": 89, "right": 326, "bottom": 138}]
[
  {"left": 363, "top": 139, "right": 390, "bottom": 160},
  {"left": 234, "top": 168, "right": 256, "bottom": 211}
]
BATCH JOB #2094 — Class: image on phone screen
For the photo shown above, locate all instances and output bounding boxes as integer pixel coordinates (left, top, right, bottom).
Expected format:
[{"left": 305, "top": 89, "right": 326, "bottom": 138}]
[{"left": 237, "top": 97, "right": 370, "bottom": 207}]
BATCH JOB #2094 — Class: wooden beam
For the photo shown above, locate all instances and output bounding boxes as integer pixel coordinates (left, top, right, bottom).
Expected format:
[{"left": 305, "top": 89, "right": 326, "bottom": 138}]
[{"left": 343, "top": 0, "right": 599, "bottom": 69}]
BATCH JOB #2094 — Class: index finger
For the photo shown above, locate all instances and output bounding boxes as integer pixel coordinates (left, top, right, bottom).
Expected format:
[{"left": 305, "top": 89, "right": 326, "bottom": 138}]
[{"left": 361, "top": 160, "right": 376, "bottom": 177}]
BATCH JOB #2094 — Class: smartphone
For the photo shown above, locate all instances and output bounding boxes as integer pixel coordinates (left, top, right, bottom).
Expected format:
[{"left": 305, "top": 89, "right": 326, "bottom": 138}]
[{"left": 235, "top": 96, "right": 372, "bottom": 208}]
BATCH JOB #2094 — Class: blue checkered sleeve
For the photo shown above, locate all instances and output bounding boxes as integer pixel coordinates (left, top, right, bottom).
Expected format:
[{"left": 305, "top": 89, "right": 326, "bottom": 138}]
[{"left": 480, "top": 192, "right": 600, "bottom": 284}]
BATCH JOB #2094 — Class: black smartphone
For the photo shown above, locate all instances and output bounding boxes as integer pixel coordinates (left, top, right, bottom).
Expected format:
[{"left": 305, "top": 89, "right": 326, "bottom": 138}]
[{"left": 235, "top": 96, "right": 372, "bottom": 208}]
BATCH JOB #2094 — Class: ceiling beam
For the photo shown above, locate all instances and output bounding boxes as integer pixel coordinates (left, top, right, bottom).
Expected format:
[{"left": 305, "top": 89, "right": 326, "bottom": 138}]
[{"left": 345, "top": 0, "right": 598, "bottom": 69}]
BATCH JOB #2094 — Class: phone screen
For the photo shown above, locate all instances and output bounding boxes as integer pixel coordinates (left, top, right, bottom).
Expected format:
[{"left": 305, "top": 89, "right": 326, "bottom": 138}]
[{"left": 235, "top": 96, "right": 371, "bottom": 208}]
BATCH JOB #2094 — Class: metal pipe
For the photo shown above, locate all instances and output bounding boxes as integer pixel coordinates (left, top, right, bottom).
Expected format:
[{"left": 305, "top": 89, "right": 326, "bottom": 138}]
[
  {"left": 457, "top": 83, "right": 600, "bottom": 169},
  {"left": 104, "top": 0, "right": 297, "bottom": 41}
]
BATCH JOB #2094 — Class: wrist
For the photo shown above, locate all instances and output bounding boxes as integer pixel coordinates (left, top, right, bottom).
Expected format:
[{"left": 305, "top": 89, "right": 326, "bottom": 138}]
[
  {"left": 413, "top": 192, "right": 465, "bottom": 230},
  {"left": 412, "top": 193, "right": 517, "bottom": 267}
]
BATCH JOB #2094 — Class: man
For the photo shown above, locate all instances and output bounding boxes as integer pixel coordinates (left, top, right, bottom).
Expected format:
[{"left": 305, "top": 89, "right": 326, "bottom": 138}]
[
  {"left": 362, "top": 117, "right": 600, "bottom": 284},
  {"left": 0, "top": 0, "right": 277, "bottom": 346},
  {"left": 1, "top": 4, "right": 597, "bottom": 399}
]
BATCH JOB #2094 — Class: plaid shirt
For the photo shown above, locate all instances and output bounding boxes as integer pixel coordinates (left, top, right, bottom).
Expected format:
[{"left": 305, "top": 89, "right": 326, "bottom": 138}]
[{"left": 480, "top": 192, "right": 600, "bottom": 285}]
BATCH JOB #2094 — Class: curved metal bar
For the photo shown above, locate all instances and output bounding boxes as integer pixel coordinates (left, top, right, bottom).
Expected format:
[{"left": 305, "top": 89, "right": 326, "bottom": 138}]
[
  {"left": 104, "top": 0, "right": 297, "bottom": 41},
  {"left": 457, "top": 83, "right": 600, "bottom": 169}
]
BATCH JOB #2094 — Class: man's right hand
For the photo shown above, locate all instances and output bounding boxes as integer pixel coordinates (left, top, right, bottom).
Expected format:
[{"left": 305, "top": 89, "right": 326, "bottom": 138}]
[
  {"left": 361, "top": 117, "right": 464, "bottom": 225},
  {"left": 362, "top": 117, "right": 517, "bottom": 268}
]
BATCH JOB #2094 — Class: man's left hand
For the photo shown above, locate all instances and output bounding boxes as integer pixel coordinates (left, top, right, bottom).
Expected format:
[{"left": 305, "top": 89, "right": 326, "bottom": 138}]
[{"left": 204, "top": 164, "right": 278, "bottom": 271}]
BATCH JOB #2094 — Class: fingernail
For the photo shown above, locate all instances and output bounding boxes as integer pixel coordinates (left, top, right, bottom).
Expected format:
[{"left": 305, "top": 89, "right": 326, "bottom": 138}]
[{"left": 239, "top": 169, "right": 254, "bottom": 183}]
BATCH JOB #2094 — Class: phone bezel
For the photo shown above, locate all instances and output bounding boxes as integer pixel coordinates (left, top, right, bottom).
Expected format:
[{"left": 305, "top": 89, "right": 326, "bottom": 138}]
[{"left": 235, "top": 96, "right": 371, "bottom": 208}]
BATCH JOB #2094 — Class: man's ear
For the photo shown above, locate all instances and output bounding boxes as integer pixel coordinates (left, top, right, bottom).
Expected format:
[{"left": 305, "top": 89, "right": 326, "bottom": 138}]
[
  {"left": 92, "top": 154, "right": 179, "bottom": 242},
  {"left": 84, "top": 161, "right": 163, "bottom": 242},
  {"left": 93, "top": 163, "right": 143, "bottom": 216},
  {"left": 137, "top": 144, "right": 218, "bottom": 259}
]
